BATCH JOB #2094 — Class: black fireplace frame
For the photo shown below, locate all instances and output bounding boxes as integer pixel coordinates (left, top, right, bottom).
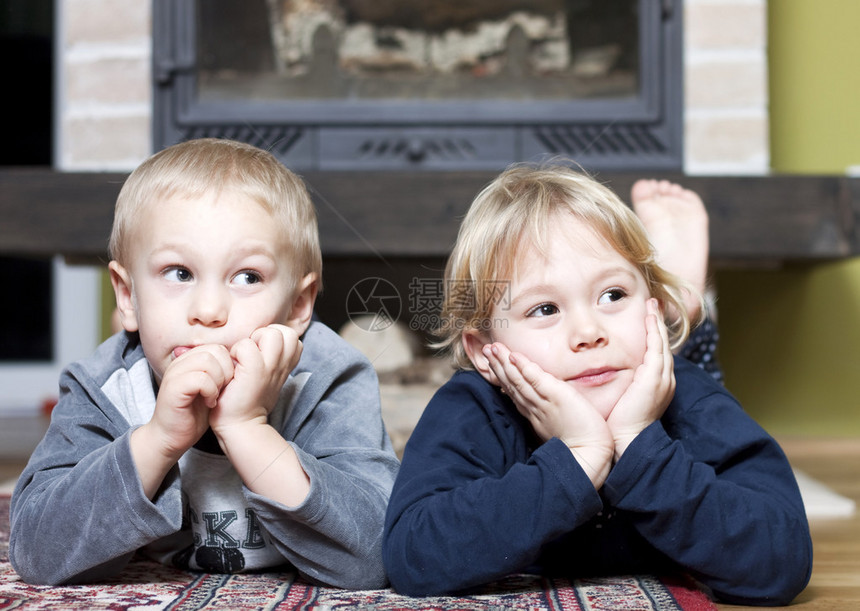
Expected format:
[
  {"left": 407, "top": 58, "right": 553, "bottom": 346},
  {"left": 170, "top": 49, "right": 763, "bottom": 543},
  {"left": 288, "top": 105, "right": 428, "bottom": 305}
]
[{"left": 153, "top": 0, "right": 683, "bottom": 172}]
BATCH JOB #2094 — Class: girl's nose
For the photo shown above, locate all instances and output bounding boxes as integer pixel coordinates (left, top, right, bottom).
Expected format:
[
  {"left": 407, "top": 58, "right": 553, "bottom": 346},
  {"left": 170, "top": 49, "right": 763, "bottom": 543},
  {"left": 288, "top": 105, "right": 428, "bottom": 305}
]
[
  {"left": 569, "top": 311, "right": 607, "bottom": 352},
  {"left": 573, "top": 334, "right": 607, "bottom": 351}
]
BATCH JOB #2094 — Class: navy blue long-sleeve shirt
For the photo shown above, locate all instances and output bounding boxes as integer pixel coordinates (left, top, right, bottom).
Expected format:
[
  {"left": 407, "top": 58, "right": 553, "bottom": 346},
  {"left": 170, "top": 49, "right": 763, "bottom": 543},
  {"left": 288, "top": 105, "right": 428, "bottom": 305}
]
[{"left": 382, "top": 357, "right": 811, "bottom": 606}]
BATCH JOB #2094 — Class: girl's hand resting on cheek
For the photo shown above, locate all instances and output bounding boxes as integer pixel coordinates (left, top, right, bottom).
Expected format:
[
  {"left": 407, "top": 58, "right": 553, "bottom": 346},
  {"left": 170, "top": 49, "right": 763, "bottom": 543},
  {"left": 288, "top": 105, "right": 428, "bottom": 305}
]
[
  {"left": 481, "top": 342, "right": 614, "bottom": 489},
  {"left": 607, "top": 298, "right": 675, "bottom": 460},
  {"left": 210, "top": 324, "right": 303, "bottom": 436}
]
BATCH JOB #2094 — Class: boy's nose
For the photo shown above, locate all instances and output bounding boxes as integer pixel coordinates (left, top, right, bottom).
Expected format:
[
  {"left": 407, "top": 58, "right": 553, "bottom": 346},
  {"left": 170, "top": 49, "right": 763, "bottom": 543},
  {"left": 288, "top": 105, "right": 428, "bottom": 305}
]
[{"left": 189, "top": 284, "right": 229, "bottom": 327}]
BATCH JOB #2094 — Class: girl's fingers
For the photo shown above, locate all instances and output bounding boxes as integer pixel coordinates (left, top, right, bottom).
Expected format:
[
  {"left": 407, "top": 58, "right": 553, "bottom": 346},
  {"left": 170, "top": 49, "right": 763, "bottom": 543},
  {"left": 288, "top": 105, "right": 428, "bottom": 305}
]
[
  {"left": 484, "top": 343, "right": 535, "bottom": 402},
  {"left": 510, "top": 353, "right": 551, "bottom": 402},
  {"left": 646, "top": 299, "right": 676, "bottom": 400},
  {"left": 644, "top": 299, "right": 671, "bottom": 371},
  {"left": 482, "top": 344, "right": 515, "bottom": 390},
  {"left": 652, "top": 300, "right": 674, "bottom": 385},
  {"left": 652, "top": 300, "right": 672, "bottom": 368},
  {"left": 483, "top": 344, "right": 561, "bottom": 423}
]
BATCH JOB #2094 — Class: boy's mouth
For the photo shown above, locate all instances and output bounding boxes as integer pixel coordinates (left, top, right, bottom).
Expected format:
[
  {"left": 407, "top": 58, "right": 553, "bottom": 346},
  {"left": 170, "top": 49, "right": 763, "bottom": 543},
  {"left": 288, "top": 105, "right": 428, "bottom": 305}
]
[{"left": 173, "top": 346, "right": 194, "bottom": 358}]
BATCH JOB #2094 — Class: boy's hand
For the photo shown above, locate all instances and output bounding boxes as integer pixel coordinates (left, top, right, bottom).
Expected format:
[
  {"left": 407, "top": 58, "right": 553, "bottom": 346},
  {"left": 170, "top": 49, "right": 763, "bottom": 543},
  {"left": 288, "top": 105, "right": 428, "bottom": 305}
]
[
  {"left": 482, "top": 342, "right": 614, "bottom": 488},
  {"left": 606, "top": 298, "right": 675, "bottom": 459},
  {"left": 206, "top": 325, "right": 310, "bottom": 507},
  {"left": 131, "top": 344, "right": 234, "bottom": 499},
  {"left": 210, "top": 324, "right": 303, "bottom": 437},
  {"left": 149, "top": 344, "right": 234, "bottom": 458}
]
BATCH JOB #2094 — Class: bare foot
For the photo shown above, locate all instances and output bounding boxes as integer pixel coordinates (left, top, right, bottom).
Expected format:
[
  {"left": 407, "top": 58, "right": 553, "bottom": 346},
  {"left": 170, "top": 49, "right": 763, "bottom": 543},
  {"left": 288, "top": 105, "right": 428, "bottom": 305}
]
[{"left": 631, "top": 179, "right": 709, "bottom": 321}]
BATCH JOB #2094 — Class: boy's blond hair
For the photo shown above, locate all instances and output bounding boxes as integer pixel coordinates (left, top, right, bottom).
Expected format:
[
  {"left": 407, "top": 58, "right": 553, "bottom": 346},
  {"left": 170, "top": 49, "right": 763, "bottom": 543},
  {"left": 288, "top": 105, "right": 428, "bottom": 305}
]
[
  {"left": 436, "top": 161, "right": 699, "bottom": 369},
  {"left": 109, "top": 138, "right": 322, "bottom": 289}
]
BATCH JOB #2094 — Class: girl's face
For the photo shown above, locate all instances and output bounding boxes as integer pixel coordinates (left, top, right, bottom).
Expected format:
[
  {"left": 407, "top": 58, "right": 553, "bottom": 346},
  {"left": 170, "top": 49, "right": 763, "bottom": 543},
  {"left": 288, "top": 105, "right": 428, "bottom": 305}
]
[{"left": 474, "top": 214, "right": 651, "bottom": 419}]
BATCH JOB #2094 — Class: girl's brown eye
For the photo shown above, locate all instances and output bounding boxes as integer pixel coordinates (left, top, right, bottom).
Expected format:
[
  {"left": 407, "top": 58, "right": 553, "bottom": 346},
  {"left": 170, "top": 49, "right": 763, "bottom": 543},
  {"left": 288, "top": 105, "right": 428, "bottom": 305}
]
[
  {"left": 598, "top": 289, "right": 626, "bottom": 305},
  {"left": 528, "top": 303, "right": 559, "bottom": 318}
]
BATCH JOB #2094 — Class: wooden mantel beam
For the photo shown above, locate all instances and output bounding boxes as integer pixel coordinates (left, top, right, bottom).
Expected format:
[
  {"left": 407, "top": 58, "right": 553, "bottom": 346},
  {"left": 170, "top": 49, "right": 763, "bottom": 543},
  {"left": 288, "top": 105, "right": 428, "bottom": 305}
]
[{"left": 1, "top": 168, "right": 858, "bottom": 265}]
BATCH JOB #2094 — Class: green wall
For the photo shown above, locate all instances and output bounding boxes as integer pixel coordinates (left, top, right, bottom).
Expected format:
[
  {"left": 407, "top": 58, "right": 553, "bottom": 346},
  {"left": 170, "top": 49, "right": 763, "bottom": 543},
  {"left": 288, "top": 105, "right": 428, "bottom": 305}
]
[
  {"left": 714, "top": 0, "right": 860, "bottom": 436},
  {"left": 767, "top": 0, "right": 860, "bottom": 174}
]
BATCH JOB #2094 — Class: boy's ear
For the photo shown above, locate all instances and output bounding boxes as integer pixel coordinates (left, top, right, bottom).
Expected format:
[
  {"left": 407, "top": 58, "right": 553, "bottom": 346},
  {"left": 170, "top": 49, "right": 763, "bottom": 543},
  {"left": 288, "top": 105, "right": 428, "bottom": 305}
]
[
  {"left": 462, "top": 329, "right": 502, "bottom": 387},
  {"left": 108, "top": 261, "right": 139, "bottom": 333},
  {"left": 286, "top": 272, "right": 319, "bottom": 335}
]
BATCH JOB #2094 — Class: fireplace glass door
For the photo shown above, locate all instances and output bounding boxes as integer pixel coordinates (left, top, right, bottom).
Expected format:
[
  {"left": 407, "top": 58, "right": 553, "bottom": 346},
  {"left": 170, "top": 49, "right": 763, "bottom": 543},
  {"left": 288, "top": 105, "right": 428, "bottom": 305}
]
[{"left": 154, "top": 0, "right": 682, "bottom": 171}]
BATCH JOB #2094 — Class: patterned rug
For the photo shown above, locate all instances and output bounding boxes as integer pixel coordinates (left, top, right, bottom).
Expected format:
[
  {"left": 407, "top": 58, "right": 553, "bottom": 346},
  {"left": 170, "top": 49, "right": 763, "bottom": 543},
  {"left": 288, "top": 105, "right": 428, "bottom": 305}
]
[{"left": 0, "top": 495, "right": 716, "bottom": 610}]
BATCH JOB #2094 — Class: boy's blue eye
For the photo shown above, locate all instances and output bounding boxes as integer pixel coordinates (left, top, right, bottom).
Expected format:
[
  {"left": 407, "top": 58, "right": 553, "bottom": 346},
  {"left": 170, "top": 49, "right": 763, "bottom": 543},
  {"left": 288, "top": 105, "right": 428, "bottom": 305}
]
[
  {"left": 165, "top": 267, "right": 192, "bottom": 282},
  {"left": 234, "top": 271, "right": 262, "bottom": 285},
  {"left": 527, "top": 303, "right": 559, "bottom": 317},
  {"left": 598, "top": 288, "right": 626, "bottom": 304}
]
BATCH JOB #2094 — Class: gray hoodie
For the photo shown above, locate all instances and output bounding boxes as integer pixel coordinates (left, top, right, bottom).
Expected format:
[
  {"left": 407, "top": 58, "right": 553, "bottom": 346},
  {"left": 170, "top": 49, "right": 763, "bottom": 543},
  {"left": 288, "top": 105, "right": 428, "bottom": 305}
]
[{"left": 10, "top": 322, "right": 399, "bottom": 589}]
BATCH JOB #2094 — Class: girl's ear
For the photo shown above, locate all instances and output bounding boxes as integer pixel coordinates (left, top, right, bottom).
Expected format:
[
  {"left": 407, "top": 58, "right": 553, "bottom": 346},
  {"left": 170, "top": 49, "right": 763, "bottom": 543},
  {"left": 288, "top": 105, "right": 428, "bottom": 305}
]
[
  {"left": 462, "top": 329, "right": 502, "bottom": 387},
  {"left": 286, "top": 272, "right": 319, "bottom": 336},
  {"left": 108, "top": 261, "right": 139, "bottom": 333}
]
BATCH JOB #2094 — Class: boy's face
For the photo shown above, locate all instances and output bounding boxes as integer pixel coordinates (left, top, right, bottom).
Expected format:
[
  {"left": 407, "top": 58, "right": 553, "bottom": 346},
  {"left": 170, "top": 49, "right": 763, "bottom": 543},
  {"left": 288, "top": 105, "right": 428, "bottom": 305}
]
[
  {"left": 472, "top": 214, "right": 651, "bottom": 419},
  {"left": 111, "top": 190, "right": 313, "bottom": 383}
]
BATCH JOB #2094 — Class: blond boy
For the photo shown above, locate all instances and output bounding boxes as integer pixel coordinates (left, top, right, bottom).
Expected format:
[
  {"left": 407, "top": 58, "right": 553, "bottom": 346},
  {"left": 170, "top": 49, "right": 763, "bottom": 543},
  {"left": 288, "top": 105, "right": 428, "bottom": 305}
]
[{"left": 11, "top": 139, "right": 399, "bottom": 588}]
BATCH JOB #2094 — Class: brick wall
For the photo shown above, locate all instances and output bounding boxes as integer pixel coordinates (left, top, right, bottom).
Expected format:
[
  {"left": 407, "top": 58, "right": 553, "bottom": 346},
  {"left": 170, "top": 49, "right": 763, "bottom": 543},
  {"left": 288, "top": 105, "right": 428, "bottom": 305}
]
[
  {"left": 56, "top": 0, "right": 770, "bottom": 174},
  {"left": 684, "top": 0, "right": 769, "bottom": 174},
  {"left": 57, "top": 0, "right": 152, "bottom": 170}
]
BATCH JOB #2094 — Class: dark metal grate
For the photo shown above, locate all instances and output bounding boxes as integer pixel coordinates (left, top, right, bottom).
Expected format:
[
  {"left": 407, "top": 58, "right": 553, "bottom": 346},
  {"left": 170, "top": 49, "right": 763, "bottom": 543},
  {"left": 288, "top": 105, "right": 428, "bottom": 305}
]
[
  {"left": 355, "top": 137, "right": 479, "bottom": 164},
  {"left": 534, "top": 124, "right": 668, "bottom": 157},
  {"left": 180, "top": 125, "right": 305, "bottom": 157}
]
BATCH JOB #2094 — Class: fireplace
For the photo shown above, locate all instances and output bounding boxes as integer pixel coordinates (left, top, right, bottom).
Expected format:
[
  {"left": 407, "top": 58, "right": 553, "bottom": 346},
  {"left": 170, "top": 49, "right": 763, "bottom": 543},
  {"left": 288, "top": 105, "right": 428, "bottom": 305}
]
[{"left": 153, "top": 0, "right": 683, "bottom": 171}]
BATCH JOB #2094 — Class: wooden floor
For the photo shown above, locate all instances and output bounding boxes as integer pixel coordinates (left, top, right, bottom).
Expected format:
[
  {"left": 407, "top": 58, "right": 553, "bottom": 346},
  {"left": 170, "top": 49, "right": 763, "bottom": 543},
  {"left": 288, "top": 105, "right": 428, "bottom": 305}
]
[
  {"left": 1, "top": 436, "right": 858, "bottom": 608},
  {"left": 716, "top": 437, "right": 860, "bottom": 610}
]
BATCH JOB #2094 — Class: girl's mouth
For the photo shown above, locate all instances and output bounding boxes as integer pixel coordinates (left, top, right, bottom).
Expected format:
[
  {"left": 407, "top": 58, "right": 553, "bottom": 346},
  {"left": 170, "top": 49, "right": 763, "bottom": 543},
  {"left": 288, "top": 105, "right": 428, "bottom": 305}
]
[{"left": 570, "top": 368, "right": 618, "bottom": 387}]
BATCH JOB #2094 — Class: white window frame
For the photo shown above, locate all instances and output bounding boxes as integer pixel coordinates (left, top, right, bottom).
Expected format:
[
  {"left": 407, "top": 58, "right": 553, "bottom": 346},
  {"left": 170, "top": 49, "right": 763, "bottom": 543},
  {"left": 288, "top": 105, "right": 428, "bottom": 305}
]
[{"left": 0, "top": 258, "right": 100, "bottom": 416}]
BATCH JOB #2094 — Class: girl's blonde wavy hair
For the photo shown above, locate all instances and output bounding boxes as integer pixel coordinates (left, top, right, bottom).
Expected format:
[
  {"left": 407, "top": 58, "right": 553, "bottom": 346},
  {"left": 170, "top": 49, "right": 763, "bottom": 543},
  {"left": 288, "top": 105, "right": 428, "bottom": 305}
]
[
  {"left": 434, "top": 161, "right": 701, "bottom": 369},
  {"left": 109, "top": 138, "right": 322, "bottom": 292}
]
